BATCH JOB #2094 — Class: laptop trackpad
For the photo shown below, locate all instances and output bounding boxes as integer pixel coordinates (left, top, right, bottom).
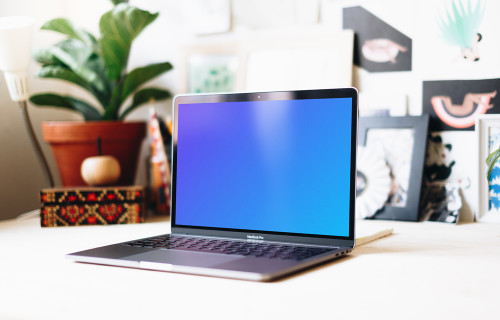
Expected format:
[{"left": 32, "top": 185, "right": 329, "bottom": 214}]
[{"left": 123, "top": 249, "right": 242, "bottom": 268}]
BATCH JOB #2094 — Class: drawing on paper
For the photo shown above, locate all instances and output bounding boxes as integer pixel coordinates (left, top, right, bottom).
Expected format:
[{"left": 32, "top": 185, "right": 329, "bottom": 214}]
[
  {"left": 488, "top": 127, "right": 500, "bottom": 211},
  {"left": 431, "top": 90, "right": 497, "bottom": 129},
  {"left": 423, "top": 79, "right": 500, "bottom": 131},
  {"left": 362, "top": 38, "right": 408, "bottom": 64},
  {"left": 343, "top": 6, "right": 412, "bottom": 72},
  {"left": 438, "top": 0, "right": 485, "bottom": 62}
]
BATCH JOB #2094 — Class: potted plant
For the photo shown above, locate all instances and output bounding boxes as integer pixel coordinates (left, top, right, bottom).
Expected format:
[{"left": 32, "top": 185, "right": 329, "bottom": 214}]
[{"left": 30, "top": 0, "right": 172, "bottom": 186}]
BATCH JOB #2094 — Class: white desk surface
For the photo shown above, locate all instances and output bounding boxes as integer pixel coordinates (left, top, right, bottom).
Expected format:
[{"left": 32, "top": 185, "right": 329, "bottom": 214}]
[{"left": 1, "top": 213, "right": 499, "bottom": 320}]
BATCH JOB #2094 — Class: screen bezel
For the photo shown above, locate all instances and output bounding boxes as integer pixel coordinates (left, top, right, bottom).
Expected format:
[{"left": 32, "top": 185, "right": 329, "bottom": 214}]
[{"left": 171, "top": 88, "right": 358, "bottom": 248}]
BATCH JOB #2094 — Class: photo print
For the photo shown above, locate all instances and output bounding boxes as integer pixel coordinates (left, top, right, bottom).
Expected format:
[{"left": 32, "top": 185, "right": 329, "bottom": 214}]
[
  {"left": 420, "top": 132, "right": 476, "bottom": 223},
  {"left": 366, "top": 128, "right": 414, "bottom": 208},
  {"left": 342, "top": 6, "right": 412, "bottom": 72},
  {"left": 358, "top": 115, "right": 429, "bottom": 221},
  {"left": 423, "top": 78, "right": 500, "bottom": 131},
  {"left": 420, "top": 134, "right": 461, "bottom": 223}
]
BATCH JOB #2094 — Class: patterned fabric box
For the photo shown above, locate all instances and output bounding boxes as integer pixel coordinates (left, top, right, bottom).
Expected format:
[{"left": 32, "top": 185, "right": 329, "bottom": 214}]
[{"left": 40, "top": 186, "right": 145, "bottom": 227}]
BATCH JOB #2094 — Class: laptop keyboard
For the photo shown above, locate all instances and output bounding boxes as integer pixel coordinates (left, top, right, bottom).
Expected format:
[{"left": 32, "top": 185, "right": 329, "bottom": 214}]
[{"left": 123, "top": 235, "right": 335, "bottom": 261}]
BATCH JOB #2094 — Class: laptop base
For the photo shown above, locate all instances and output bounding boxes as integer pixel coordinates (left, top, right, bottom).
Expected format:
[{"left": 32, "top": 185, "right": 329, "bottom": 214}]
[{"left": 67, "top": 234, "right": 351, "bottom": 281}]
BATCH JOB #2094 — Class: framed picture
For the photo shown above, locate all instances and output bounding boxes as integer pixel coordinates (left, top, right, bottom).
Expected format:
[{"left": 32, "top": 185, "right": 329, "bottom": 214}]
[
  {"left": 187, "top": 54, "right": 239, "bottom": 93},
  {"left": 178, "top": 39, "right": 245, "bottom": 94},
  {"left": 421, "top": 131, "right": 475, "bottom": 224},
  {"left": 476, "top": 115, "right": 500, "bottom": 223},
  {"left": 178, "top": 29, "right": 354, "bottom": 94},
  {"left": 358, "top": 115, "right": 429, "bottom": 221}
]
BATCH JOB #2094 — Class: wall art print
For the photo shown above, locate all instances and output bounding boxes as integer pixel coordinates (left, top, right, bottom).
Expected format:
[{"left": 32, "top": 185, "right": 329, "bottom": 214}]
[
  {"left": 420, "top": 134, "right": 463, "bottom": 223},
  {"left": 421, "top": 132, "right": 475, "bottom": 222},
  {"left": 423, "top": 78, "right": 500, "bottom": 131},
  {"left": 487, "top": 126, "right": 500, "bottom": 211},
  {"left": 188, "top": 54, "right": 239, "bottom": 94},
  {"left": 476, "top": 115, "right": 500, "bottom": 222},
  {"left": 358, "top": 115, "right": 429, "bottom": 221},
  {"left": 438, "top": 0, "right": 485, "bottom": 62},
  {"left": 342, "top": 6, "right": 412, "bottom": 72},
  {"left": 355, "top": 145, "right": 391, "bottom": 219},
  {"left": 366, "top": 128, "right": 414, "bottom": 208}
]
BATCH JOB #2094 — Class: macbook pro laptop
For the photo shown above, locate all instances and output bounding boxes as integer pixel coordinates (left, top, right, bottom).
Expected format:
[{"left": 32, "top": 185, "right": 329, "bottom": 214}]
[{"left": 67, "top": 88, "right": 358, "bottom": 281}]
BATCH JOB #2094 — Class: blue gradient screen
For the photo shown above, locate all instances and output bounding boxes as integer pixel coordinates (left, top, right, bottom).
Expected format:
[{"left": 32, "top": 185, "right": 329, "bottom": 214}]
[{"left": 175, "top": 98, "right": 353, "bottom": 237}]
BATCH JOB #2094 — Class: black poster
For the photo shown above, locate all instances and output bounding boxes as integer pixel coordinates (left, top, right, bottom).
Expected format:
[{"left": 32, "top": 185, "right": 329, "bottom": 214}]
[
  {"left": 422, "top": 79, "right": 500, "bottom": 131},
  {"left": 343, "top": 6, "right": 412, "bottom": 73}
]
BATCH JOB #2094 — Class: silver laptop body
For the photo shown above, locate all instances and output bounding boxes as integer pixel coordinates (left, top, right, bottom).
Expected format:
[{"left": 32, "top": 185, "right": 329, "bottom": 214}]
[{"left": 67, "top": 88, "right": 358, "bottom": 281}]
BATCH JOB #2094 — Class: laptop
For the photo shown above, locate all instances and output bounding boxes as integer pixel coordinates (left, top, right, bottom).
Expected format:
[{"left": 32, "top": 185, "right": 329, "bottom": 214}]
[{"left": 67, "top": 88, "right": 358, "bottom": 281}]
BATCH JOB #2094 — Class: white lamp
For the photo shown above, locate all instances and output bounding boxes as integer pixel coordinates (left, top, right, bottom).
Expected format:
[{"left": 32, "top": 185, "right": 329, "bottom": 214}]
[
  {"left": 0, "top": 16, "right": 54, "bottom": 187},
  {"left": 0, "top": 16, "right": 34, "bottom": 101}
]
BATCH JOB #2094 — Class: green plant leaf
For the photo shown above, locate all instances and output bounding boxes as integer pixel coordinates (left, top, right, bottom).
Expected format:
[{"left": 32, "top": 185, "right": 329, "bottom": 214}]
[
  {"left": 111, "top": 0, "right": 128, "bottom": 5},
  {"left": 121, "top": 62, "right": 173, "bottom": 101},
  {"left": 99, "top": 4, "right": 159, "bottom": 81},
  {"left": 41, "top": 18, "right": 97, "bottom": 49},
  {"left": 37, "top": 65, "right": 89, "bottom": 89},
  {"left": 37, "top": 65, "right": 108, "bottom": 106},
  {"left": 29, "top": 93, "right": 102, "bottom": 121},
  {"left": 119, "top": 87, "right": 171, "bottom": 119},
  {"left": 103, "top": 82, "right": 124, "bottom": 120},
  {"left": 33, "top": 48, "right": 60, "bottom": 65},
  {"left": 33, "top": 42, "right": 112, "bottom": 110},
  {"left": 48, "top": 39, "right": 109, "bottom": 94},
  {"left": 85, "top": 54, "right": 113, "bottom": 102},
  {"left": 486, "top": 148, "right": 500, "bottom": 180}
]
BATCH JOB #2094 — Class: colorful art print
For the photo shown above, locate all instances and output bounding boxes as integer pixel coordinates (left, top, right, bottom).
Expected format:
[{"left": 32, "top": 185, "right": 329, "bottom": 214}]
[
  {"left": 342, "top": 6, "right": 412, "bottom": 72},
  {"left": 438, "top": 0, "right": 485, "bottom": 63},
  {"left": 423, "top": 78, "right": 500, "bottom": 131},
  {"left": 487, "top": 127, "right": 500, "bottom": 210},
  {"left": 358, "top": 115, "right": 429, "bottom": 221},
  {"left": 476, "top": 115, "right": 500, "bottom": 222},
  {"left": 149, "top": 108, "right": 171, "bottom": 215}
]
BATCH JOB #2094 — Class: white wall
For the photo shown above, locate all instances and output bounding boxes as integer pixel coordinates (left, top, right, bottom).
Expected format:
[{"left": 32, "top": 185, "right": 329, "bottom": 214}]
[{"left": 1, "top": 0, "right": 498, "bottom": 220}]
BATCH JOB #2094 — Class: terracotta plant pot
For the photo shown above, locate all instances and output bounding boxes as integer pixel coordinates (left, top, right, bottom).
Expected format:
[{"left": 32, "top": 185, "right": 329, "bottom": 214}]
[{"left": 42, "top": 121, "right": 146, "bottom": 187}]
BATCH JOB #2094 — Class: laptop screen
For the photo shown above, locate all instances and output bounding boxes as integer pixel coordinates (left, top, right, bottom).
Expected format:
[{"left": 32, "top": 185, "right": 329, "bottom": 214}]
[{"left": 172, "top": 89, "right": 357, "bottom": 239}]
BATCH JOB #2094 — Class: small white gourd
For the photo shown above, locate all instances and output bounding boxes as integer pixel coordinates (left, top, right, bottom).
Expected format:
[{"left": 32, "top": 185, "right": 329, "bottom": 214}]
[{"left": 80, "top": 137, "right": 121, "bottom": 186}]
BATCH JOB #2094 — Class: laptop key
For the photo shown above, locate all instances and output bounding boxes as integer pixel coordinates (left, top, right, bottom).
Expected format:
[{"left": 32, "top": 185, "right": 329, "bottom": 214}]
[{"left": 122, "top": 236, "right": 335, "bottom": 261}]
